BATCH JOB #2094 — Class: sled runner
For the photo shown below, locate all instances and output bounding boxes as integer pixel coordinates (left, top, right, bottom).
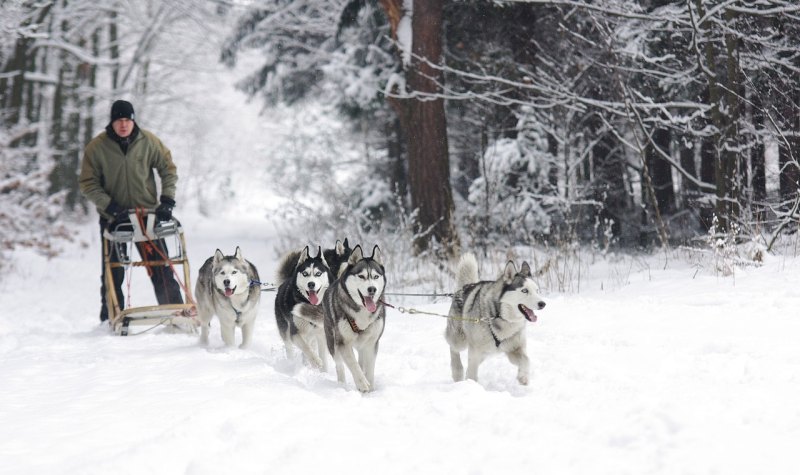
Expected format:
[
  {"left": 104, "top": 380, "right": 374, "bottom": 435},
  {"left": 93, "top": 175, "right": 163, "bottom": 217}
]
[{"left": 102, "top": 209, "right": 197, "bottom": 335}]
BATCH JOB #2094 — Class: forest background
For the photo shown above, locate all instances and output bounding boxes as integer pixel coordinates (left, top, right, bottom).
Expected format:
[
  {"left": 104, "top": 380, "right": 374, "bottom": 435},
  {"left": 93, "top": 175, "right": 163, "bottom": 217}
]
[{"left": 3, "top": 0, "right": 800, "bottom": 273}]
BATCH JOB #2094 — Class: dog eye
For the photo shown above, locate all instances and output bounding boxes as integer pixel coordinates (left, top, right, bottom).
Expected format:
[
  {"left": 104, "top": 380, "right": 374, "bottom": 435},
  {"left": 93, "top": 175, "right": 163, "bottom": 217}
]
[
  {"left": 522, "top": 288, "right": 529, "bottom": 293},
  {"left": 302, "top": 271, "right": 309, "bottom": 277},
  {"left": 315, "top": 271, "right": 322, "bottom": 277}
]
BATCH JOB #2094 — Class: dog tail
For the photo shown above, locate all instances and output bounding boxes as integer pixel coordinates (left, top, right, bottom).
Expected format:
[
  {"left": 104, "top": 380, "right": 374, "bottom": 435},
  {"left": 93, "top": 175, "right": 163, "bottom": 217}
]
[
  {"left": 275, "top": 249, "right": 302, "bottom": 285},
  {"left": 455, "top": 253, "right": 479, "bottom": 289}
]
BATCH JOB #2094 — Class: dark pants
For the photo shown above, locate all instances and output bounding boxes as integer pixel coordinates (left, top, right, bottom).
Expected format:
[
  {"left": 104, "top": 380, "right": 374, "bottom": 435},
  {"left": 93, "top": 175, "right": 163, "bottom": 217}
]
[{"left": 98, "top": 220, "right": 184, "bottom": 321}]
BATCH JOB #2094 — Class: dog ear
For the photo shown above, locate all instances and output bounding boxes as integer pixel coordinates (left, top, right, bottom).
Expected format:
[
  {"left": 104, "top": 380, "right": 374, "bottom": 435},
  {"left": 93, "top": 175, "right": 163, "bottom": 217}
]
[
  {"left": 299, "top": 246, "right": 310, "bottom": 263},
  {"left": 370, "top": 245, "right": 383, "bottom": 266},
  {"left": 214, "top": 249, "right": 224, "bottom": 263},
  {"left": 321, "top": 252, "right": 331, "bottom": 270},
  {"left": 315, "top": 246, "right": 323, "bottom": 259},
  {"left": 502, "top": 261, "right": 517, "bottom": 284},
  {"left": 234, "top": 246, "right": 243, "bottom": 261},
  {"left": 349, "top": 245, "right": 364, "bottom": 265},
  {"left": 519, "top": 261, "right": 531, "bottom": 277},
  {"left": 342, "top": 237, "right": 349, "bottom": 249},
  {"left": 335, "top": 239, "right": 345, "bottom": 255}
]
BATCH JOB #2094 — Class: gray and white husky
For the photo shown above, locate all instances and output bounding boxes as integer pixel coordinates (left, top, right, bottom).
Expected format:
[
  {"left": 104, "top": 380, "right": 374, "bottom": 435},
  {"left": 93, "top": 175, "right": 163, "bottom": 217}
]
[
  {"left": 294, "top": 244, "right": 386, "bottom": 392},
  {"left": 195, "top": 247, "right": 261, "bottom": 348},
  {"left": 274, "top": 246, "right": 333, "bottom": 369},
  {"left": 445, "top": 253, "right": 546, "bottom": 385}
]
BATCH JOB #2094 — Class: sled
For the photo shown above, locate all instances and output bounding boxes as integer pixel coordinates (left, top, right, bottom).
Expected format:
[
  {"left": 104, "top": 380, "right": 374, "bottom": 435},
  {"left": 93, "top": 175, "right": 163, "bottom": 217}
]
[{"left": 102, "top": 209, "right": 198, "bottom": 336}]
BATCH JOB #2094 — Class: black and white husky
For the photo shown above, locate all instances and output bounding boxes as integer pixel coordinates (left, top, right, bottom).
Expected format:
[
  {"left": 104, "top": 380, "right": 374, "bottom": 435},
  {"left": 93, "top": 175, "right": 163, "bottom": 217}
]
[
  {"left": 322, "top": 238, "right": 352, "bottom": 279},
  {"left": 445, "top": 253, "right": 546, "bottom": 385},
  {"left": 294, "top": 244, "right": 386, "bottom": 392},
  {"left": 274, "top": 246, "right": 333, "bottom": 369},
  {"left": 195, "top": 247, "right": 261, "bottom": 348}
]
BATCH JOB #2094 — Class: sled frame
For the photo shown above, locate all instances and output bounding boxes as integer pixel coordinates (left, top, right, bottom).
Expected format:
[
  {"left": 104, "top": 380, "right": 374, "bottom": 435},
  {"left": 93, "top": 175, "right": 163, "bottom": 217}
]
[{"left": 102, "top": 210, "right": 197, "bottom": 336}]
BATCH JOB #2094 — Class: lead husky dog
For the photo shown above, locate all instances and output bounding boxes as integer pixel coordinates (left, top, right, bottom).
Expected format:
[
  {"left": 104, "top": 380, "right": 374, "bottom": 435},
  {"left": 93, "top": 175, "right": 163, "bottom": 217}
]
[
  {"left": 274, "top": 246, "right": 333, "bottom": 369},
  {"left": 294, "top": 244, "right": 386, "bottom": 392},
  {"left": 445, "top": 253, "right": 546, "bottom": 385},
  {"left": 195, "top": 247, "right": 261, "bottom": 348}
]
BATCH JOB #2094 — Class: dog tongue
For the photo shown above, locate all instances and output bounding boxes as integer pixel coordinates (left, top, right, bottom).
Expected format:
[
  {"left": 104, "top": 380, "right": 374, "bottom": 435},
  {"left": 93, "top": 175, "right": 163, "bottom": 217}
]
[
  {"left": 521, "top": 305, "right": 537, "bottom": 322},
  {"left": 363, "top": 296, "right": 377, "bottom": 313},
  {"left": 225, "top": 288, "right": 234, "bottom": 297},
  {"left": 308, "top": 290, "right": 319, "bottom": 305}
]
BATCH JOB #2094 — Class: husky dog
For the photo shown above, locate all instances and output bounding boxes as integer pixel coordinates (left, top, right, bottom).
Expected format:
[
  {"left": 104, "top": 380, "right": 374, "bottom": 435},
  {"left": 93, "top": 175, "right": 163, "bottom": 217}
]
[
  {"left": 195, "top": 247, "right": 261, "bottom": 348},
  {"left": 445, "top": 253, "right": 546, "bottom": 385},
  {"left": 323, "top": 238, "right": 352, "bottom": 278},
  {"left": 274, "top": 246, "right": 333, "bottom": 369},
  {"left": 295, "top": 244, "right": 386, "bottom": 392}
]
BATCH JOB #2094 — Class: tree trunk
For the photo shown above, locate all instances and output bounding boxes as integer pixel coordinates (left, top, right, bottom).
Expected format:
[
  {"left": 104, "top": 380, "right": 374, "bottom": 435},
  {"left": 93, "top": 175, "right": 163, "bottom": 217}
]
[
  {"left": 110, "top": 9, "right": 120, "bottom": 91},
  {"left": 386, "top": 115, "right": 407, "bottom": 201},
  {"left": 717, "top": 8, "right": 741, "bottom": 227},
  {"left": 699, "top": 134, "right": 716, "bottom": 229},
  {"left": 592, "top": 131, "right": 626, "bottom": 240},
  {"left": 647, "top": 127, "right": 675, "bottom": 215},
  {"left": 379, "top": 0, "right": 458, "bottom": 255},
  {"left": 750, "top": 92, "right": 766, "bottom": 220},
  {"left": 678, "top": 136, "right": 698, "bottom": 209},
  {"left": 1, "top": 37, "right": 28, "bottom": 128},
  {"left": 2, "top": 3, "right": 52, "bottom": 132},
  {"left": 695, "top": 1, "right": 741, "bottom": 231},
  {"left": 778, "top": 89, "right": 800, "bottom": 210},
  {"left": 639, "top": 125, "right": 673, "bottom": 246}
]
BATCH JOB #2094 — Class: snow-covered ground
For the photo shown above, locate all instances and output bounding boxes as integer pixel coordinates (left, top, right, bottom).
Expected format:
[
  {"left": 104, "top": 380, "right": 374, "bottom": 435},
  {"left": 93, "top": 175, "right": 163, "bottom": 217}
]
[{"left": 1, "top": 212, "right": 798, "bottom": 475}]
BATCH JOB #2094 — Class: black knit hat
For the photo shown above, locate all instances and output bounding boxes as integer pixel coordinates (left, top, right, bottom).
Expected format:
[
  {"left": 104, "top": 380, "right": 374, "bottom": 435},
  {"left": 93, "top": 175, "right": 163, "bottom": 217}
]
[{"left": 110, "top": 100, "right": 135, "bottom": 122}]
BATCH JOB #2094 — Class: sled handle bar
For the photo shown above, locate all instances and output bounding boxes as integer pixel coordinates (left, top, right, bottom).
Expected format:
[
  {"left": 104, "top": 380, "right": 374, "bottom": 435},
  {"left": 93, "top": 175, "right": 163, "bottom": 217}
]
[{"left": 104, "top": 211, "right": 182, "bottom": 242}]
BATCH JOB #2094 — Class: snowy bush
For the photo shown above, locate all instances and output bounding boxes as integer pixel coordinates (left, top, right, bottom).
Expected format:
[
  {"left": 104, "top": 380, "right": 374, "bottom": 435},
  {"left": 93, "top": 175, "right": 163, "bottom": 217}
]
[
  {"left": 703, "top": 215, "right": 767, "bottom": 275},
  {"left": 464, "top": 136, "right": 556, "bottom": 247},
  {"left": 0, "top": 131, "right": 74, "bottom": 257}
]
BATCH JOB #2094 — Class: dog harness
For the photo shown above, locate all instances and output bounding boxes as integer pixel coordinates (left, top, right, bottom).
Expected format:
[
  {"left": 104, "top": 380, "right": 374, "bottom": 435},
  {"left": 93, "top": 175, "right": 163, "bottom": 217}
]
[
  {"left": 488, "top": 302, "right": 503, "bottom": 347},
  {"left": 488, "top": 320, "right": 503, "bottom": 347},
  {"left": 345, "top": 316, "right": 364, "bottom": 333},
  {"left": 216, "top": 288, "right": 245, "bottom": 325},
  {"left": 488, "top": 312, "right": 524, "bottom": 349}
]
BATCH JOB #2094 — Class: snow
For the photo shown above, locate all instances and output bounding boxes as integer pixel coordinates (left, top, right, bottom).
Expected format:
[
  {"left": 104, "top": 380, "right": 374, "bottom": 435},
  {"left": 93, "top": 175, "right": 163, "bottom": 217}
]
[
  {"left": 2, "top": 212, "right": 799, "bottom": 475},
  {"left": 397, "top": 1, "right": 412, "bottom": 66},
  {"left": 5, "top": 4, "right": 800, "bottom": 473}
]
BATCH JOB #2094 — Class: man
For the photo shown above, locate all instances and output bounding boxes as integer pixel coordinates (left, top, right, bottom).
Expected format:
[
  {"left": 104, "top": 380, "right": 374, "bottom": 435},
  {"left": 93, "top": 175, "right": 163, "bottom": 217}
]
[{"left": 79, "top": 99, "right": 184, "bottom": 323}]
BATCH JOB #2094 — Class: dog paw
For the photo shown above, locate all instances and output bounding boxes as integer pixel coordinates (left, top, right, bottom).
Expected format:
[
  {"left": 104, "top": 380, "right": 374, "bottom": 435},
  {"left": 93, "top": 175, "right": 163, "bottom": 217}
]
[
  {"left": 221, "top": 337, "right": 235, "bottom": 347},
  {"left": 517, "top": 374, "right": 529, "bottom": 385},
  {"left": 355, "top": 377, "right": 372, "bottom": 392},
  {"left": 309, "top": 355, "right": 324, "bottom": 370}
]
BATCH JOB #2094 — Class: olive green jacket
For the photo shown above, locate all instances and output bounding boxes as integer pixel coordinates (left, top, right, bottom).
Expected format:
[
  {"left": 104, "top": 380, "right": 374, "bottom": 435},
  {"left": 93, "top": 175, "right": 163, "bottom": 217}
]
[{"left": 79, "top": 127, "right": 178, "bottom": 220}]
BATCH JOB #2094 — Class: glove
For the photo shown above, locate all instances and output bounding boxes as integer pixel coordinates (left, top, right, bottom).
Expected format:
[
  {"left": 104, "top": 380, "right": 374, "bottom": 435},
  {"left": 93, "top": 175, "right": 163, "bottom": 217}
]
[
  {"left": 104, "top": 201, "right": 129, "bottom": 223},
  {"left": 155, "top": 196, "right": 175, "bottom": 222}
]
